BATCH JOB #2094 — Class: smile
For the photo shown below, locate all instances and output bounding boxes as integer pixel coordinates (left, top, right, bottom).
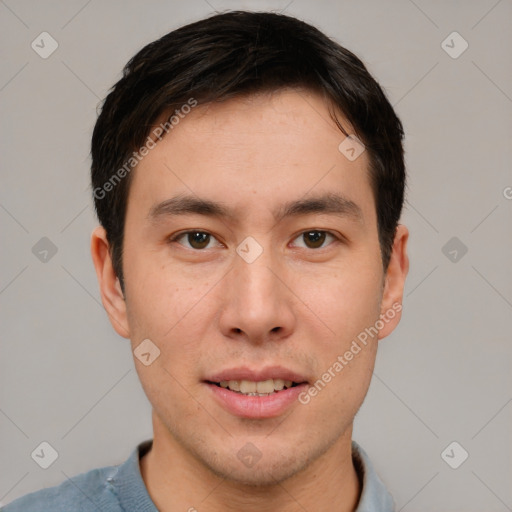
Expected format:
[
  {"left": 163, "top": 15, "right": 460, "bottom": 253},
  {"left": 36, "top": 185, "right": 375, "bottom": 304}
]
[
  {"left": 212, "top": 378, "right": 299, "bottom": 396},
  {"left": 204, "top": 368, "right": 310, "bottom": 419}
]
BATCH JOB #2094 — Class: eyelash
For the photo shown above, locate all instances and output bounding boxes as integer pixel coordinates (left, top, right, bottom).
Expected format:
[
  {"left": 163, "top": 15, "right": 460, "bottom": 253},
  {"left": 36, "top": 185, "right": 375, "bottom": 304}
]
[{"left": 167, "top": 229, "right": 342, "bottom": 250}]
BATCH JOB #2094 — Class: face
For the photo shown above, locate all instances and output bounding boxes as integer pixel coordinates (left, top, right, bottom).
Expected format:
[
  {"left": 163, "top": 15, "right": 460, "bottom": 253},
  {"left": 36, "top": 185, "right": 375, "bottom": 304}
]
[{"left": 92, "top": 89, "right": 408, "bottom": 486}]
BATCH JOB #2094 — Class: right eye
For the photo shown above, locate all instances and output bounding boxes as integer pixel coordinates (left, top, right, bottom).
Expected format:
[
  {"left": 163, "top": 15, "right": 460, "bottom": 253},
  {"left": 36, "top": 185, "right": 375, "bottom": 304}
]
[{"left": 168, "top": 231, "right": 223, "bottom": 250}]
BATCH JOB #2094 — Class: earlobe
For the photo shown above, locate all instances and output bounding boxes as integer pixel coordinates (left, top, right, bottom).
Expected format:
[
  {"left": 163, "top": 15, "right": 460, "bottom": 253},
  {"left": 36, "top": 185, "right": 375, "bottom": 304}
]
[
  {"left": 90, "top": 226, "right": 130, "bottom": 338},
  {"left": 378, "top": 224, "right": 410, "bottom": 340}
]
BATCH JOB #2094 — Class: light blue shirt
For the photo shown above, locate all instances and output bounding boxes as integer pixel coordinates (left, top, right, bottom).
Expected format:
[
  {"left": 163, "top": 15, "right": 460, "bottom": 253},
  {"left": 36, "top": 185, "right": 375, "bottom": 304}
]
[{"left": 2, "top": 439, "right": 395, "bottom": 511}]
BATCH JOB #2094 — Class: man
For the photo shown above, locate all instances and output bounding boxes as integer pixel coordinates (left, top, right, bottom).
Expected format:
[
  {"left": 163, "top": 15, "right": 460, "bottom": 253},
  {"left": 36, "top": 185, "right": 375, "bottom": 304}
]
[{"left": 4, "top": 10, "right": 409, "bottom": 511}]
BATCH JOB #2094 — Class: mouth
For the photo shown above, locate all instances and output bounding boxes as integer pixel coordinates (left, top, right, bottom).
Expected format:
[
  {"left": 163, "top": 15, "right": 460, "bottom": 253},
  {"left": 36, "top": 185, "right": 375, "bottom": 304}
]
[
  {"left": 207, "top": 378, "right": 302, "bottom": 396},
  {"left": 203, "top": 368, "right": 309, "bottom": 419}
]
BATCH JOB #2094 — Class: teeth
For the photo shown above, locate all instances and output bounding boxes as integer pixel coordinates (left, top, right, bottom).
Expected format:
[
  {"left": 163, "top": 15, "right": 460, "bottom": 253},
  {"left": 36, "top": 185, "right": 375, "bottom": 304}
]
[
  {"left": 217, "top": 378, "right": 297, "bottom": 394},
  {"left": 256, "top": 379, "right": 274, "bottom": 394},
  {"left": 228, "top": 380, "right": 240, "bottom": 391},
  {"left": 239, "top": 380, "right": 257, "bottom": 393},
  {"left": 273, "top": 378, "right": 285, "bottom": 390}
]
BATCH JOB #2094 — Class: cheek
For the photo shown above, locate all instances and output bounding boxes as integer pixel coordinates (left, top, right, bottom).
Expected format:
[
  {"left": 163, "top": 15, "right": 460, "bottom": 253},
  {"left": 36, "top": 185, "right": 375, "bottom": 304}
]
[
  {"left": 124, "top": 245, "right": 216, "bottom": 338},
  {"left": 125, "top": 273, "right": 210, "bottom": 411},
  {"left": 336, "top": 276, "right": 382, "bottom": 338},
  {"left": 297, "top": 257, "right": 383, "bottom": 348},
  {"left": 124, "top": 283, "right": 212, "bottom": 398},
  {"left": 297, "top": 256, "right": 382, "bottom": 414}
]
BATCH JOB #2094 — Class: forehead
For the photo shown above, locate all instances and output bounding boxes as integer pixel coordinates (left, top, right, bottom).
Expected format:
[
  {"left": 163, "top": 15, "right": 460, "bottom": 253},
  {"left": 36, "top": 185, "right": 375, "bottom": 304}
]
[{"left": 127, "top": 89, "right": 375, "bottom": 225}]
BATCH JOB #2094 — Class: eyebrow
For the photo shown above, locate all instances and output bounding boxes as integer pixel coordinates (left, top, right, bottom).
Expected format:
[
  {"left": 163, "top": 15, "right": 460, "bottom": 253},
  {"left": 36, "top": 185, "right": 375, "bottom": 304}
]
[{"left": 147, "top": 192, "right": 364, "bottom": 225}]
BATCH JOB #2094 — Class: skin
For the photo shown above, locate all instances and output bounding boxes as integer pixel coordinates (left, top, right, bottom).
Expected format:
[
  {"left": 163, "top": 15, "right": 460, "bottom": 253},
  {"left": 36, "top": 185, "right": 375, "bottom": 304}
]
[{"left": 91, "top": 89, "right": 409, "bottom": 512}]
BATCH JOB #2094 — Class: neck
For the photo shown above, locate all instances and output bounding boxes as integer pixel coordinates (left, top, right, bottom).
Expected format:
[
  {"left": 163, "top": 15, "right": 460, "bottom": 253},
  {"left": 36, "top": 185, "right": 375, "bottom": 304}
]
[{"left": 140, "top": 411, "right": 361, "bottom": 512}]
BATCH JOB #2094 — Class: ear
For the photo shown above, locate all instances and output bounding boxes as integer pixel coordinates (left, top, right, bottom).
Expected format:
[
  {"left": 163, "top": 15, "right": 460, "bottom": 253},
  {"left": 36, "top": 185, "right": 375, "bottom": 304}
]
[
  {"left": 378, "top": 224, "right": 409, "bottom": 340},
  {"left": 90, "top": 226, "right": 130, "bottom": 339}
]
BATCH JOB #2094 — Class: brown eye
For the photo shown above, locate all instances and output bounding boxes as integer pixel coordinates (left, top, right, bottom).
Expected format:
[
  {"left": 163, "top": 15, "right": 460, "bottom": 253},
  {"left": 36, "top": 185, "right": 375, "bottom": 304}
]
[
  {"left": 188, "top": 231, "right": 210, "bottom": 249},
  {"left": 291, "top": 230, "right": 337, "bottom": 249},
  {"left": 303, "top": 231, "right": 326, "bottom": 248},
  {"left": 186, "top": 232, "right": 211, "bottom": 249},
  {"left": 171, "top": 231, "right": 220, "bottom": 250}
]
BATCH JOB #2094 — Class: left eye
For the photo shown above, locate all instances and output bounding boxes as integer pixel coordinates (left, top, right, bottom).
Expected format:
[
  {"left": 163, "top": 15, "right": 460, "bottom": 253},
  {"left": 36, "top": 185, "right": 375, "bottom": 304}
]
[{"left": 291, "top": 230, "right": 337, "bottom": 249}]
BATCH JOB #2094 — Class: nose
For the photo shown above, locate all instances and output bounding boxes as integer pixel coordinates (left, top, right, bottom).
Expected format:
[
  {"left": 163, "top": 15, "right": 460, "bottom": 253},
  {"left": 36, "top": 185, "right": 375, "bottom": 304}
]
[{"left": 218, "top": 246, "right": 296, "bottom": 343}]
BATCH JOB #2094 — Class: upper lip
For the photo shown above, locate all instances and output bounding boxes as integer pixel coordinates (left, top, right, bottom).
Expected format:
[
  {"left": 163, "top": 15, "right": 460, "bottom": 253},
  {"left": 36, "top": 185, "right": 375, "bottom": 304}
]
[{"left": 205, "top": 366, "right": 309, "bottom": 384}]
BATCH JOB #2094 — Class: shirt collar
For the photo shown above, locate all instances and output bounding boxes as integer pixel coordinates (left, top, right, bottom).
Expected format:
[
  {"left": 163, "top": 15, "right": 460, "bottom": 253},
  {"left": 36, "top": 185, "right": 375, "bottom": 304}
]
[
  {"left": 352, "top": 440, "right": 396, "bottom": 511},
  {"left": 114, "top": 439, "right": 157, "bottom": 511}
]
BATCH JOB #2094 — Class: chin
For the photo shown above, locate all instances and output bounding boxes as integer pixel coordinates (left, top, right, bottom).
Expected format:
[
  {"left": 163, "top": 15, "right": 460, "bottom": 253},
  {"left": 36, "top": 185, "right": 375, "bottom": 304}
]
[
  {"left": 196, "top": 435, "right": 328, "bottom": 488},
  {"left": 210, "top": 452, "right": 310, "bottom": 487}
]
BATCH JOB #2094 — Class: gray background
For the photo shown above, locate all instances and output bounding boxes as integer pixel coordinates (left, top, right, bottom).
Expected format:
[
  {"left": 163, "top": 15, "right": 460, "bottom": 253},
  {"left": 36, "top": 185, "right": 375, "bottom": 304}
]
[{"left": 1, "top": 0, "right": 511, "bottom": 510}]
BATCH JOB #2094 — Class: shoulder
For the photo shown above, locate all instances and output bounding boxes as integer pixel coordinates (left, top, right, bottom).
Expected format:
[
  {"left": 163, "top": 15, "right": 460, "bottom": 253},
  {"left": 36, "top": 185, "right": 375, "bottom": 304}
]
[{"left": 2, "top": 464, "right": 121, "bottom": 512}]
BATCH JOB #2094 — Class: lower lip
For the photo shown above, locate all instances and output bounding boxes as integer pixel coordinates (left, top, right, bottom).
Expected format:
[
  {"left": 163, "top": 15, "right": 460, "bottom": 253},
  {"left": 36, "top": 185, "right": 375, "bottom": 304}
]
[{"left": 205, "top": 383, "right": 308, "bottom": 419}]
